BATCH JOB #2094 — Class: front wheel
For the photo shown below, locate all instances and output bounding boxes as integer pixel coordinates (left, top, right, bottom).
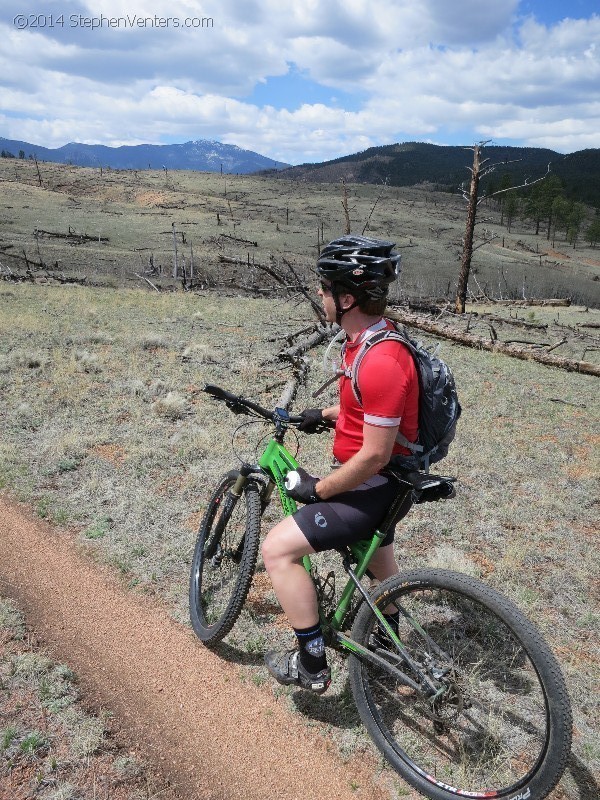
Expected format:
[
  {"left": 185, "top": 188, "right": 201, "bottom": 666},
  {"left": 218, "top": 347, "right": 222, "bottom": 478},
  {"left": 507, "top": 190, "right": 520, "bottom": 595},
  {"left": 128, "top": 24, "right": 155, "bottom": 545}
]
[
  {"left": 349, "top": 569, "right": 572, "bottom": 800},
  {"left": 189, "top": 470, "right": 261, "bottom": 644}
]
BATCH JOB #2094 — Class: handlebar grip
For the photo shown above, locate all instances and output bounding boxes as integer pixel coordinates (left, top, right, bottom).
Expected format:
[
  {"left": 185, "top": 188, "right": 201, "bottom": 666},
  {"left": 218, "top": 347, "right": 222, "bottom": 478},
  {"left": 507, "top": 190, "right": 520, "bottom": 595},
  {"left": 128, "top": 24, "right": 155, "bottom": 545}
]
[
  {"left": 203, "top": 384, "right": 272, "bottom": 419},
  {"left": 204, "top": 384, "right": 237, "bottom": 402}
]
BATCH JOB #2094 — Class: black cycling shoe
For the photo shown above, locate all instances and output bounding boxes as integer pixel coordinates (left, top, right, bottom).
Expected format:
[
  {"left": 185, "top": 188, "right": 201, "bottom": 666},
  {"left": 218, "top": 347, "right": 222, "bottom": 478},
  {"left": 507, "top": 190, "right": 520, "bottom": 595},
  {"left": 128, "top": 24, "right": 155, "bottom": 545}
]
[{"left": 264, "top": 649, "right": 331, "bottom": 695}]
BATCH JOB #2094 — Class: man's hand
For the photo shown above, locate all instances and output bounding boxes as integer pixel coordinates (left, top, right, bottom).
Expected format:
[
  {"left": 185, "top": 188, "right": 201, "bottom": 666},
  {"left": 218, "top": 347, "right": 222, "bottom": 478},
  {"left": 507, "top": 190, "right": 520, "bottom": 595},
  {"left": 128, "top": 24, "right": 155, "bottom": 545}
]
[
  {"left": 297, "top": 408, "right": 325, "bottom": 434},
  {"left": 286, "top": 467, "right": 322, "bottom": 504}
]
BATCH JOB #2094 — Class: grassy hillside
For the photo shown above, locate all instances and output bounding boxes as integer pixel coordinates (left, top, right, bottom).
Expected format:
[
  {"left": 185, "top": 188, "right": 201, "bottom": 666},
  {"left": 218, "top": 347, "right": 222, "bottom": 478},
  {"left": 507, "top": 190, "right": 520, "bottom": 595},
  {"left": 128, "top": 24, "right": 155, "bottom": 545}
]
[
  {"left": 274, "top": 142, "right": 600, "bottom": 207},
  {"left": 1, "top": 158, "right": 599, "bottom": 307},
  {"left": 0, "top": 282, "right": 598, "bottom": 798}
]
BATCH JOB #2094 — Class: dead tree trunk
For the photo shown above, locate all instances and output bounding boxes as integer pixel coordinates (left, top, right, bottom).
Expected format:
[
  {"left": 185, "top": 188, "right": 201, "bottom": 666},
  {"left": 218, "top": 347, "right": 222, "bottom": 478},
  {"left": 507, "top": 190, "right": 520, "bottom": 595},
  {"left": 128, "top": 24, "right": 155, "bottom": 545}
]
[
  {"left": 455, "top": 144, "right": 550, "bottom": 315},
  {"left": 456, "top": 145, "right": 481, "bottom": 314},
  {"left": 34, "top": 155, "right": 42, "bottom": 187},
  {"left": 341, "top": 180, "right": 351, "bottom": 235},
  {"left": 171, "top": 222, "right": 178, "bottom": 278}
]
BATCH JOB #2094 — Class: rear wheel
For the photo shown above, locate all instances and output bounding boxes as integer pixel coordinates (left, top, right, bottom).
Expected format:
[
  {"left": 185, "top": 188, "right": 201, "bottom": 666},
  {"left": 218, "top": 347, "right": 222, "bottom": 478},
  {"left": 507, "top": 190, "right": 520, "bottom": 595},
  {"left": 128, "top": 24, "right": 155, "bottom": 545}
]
[
  {"left": 349, "top": 569, "right": 572, "bottom": 800},
  {"left": 189, "top": 470, "right": 261, "bottom": 643}
]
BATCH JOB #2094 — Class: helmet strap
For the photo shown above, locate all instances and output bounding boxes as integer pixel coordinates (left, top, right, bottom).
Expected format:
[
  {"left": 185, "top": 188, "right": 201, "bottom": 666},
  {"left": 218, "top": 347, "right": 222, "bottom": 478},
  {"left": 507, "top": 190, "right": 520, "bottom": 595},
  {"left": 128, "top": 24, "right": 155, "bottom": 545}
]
[{"left": 333, "top": 287, "right": 360, "bottom": 324}]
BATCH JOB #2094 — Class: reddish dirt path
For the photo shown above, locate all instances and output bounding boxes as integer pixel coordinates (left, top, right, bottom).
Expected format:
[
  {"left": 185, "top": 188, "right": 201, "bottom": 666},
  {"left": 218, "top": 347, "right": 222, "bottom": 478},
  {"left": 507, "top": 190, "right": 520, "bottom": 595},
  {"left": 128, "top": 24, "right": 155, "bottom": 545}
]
[{"left": 0, "top": 497, "right": 393, "bottom": 800}]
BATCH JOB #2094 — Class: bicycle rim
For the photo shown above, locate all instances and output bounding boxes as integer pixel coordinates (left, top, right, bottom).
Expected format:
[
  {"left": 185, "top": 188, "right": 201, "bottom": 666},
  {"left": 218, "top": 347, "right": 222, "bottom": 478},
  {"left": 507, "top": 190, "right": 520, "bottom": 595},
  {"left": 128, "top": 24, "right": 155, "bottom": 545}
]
[
  {"left": 349, "top": 569, "right": 571, "bottom": 800},
  {"left": 189, "top": 471, "right": 261, "bottom": 643}
]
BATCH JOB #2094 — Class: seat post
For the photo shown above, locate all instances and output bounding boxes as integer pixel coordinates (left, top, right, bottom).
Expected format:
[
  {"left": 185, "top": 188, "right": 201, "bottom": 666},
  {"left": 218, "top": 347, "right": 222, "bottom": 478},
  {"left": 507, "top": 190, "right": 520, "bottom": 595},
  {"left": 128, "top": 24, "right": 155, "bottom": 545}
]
[{"left": 379, "top": 484, "right": 413, "bottom": 536}]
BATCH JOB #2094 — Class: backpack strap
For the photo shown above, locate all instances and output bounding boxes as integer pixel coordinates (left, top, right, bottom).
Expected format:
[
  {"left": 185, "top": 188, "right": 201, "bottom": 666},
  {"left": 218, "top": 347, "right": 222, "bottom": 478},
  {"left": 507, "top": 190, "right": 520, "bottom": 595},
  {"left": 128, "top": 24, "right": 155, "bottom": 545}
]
[
  {"left": 314, "top": 320, "right": 386, "bottom": 399},
  {"left": 349, "top": 325, "right": 407, "bottom": 405},
  {"left": 348, "top": 324, "right": 423, "bottom": 455}
]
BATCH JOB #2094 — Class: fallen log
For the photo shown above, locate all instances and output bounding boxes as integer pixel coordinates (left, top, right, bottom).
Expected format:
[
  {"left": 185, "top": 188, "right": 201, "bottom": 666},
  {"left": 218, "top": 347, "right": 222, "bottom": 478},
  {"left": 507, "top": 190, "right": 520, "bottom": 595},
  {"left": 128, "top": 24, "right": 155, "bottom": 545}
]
[
  {"left": 274, "top": 324, "right": 332, "bottom": 409},
  {"left": 278, "top": 326, "right": 330, "bottom": 359},
  {"left": 134, "top": 272, "right": 161, "bottom": 292},
  {"left": 280, "top": 257, "right": 326, "bottom": 323},
  {"left": 218, "top": 233, "right": 258, "bottom": 247},
  {"left": 277, "top": 357, "right": 309, "bottom": 409},
  {"left": 480, "top": 313, "right": 548, "bottom": 331},
  {"left": 473, "top": 298, "right": 571, "bottom": 307},
  {"left": 35, "top": 227, "right": 109, "bottom": 243},
  {"left": 0, "top": 271, "right": 35, "bottom": 283},
  {"left": 45, "top": 272, "right": 87, "bottom": 285},
  {"left": 388, "top": 307, "right": 600, "bottom": 377},
  {"left": 218, "top": 255, "right": 287, "bottom": 285}
]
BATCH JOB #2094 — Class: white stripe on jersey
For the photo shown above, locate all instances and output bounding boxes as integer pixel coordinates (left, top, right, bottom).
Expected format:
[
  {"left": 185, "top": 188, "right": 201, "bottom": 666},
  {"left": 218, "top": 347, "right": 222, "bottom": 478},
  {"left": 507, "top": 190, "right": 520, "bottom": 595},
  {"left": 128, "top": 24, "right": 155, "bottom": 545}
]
[{"left": 364, "top": 413, "right": 402, "bottom": 428}]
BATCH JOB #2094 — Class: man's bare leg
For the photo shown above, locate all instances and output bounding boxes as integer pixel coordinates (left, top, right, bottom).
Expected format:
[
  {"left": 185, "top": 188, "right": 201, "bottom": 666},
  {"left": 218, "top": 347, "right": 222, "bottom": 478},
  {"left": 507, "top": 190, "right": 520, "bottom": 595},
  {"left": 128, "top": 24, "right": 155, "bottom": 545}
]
[
  {"left": 261, "top": 515, "right": 318, "bottom": 628},
  {"left": 262, "top": 516, "right": 330, "bottom": 692}
]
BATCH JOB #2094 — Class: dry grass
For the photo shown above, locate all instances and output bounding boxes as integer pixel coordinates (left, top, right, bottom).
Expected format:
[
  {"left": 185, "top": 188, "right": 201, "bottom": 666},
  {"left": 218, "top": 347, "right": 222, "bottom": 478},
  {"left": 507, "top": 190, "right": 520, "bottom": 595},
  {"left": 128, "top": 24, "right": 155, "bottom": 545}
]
[
  {"left": 0, "top": 282, "right": 598, "bottom": 799},
  {"left": 0, "top": 596, "right": 178, "bottom": 800},
  {"left": 1, "top": 158, "right": 599, "bottom": 306}
]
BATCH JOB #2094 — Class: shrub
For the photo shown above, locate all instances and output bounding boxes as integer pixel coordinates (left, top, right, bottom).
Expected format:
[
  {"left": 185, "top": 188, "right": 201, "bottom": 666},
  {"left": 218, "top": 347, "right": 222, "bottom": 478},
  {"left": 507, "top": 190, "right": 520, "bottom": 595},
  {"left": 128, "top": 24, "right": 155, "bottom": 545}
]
[{"left": 152, "top": 392, "right": 188, "bottom": 420}]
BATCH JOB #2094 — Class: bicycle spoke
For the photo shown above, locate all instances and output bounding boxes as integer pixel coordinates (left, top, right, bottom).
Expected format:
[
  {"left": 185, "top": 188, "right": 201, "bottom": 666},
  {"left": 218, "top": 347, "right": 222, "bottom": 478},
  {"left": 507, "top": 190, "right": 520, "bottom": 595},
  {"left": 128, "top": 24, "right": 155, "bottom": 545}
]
[{"left": 350, "top": 571, "right": 571, "bottom": 799}]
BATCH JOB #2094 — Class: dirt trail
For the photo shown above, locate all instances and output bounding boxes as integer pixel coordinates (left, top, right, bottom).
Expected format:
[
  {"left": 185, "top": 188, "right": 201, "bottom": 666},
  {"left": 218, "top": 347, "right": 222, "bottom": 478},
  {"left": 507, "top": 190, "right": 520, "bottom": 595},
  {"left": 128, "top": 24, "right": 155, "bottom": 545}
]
[{"left": 0, "top": 497, "right": 391, "bottom": 800}]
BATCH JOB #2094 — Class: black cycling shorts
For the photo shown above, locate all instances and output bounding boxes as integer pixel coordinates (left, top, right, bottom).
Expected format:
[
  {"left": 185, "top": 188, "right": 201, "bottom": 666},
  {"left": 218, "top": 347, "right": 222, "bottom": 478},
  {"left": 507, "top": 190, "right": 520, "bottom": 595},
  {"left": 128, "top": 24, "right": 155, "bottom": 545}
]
[{"left": 293, "top": 472, "right": 412, "bottom": 553}]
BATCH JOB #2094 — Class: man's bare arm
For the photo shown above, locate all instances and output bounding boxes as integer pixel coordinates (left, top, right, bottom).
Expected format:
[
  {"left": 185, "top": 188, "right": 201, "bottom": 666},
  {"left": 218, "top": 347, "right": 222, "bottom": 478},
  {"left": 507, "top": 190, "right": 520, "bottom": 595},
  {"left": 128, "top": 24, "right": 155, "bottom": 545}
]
[{"left": 322, "top": 404, "right": 340, "bottom": 423}]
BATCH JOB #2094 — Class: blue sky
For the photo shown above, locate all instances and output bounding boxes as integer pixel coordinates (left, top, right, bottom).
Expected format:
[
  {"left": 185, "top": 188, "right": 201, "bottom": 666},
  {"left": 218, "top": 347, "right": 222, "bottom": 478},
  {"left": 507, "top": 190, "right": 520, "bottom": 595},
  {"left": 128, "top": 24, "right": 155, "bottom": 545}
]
[{"left": 1, "top": 1, "right": 599, "bottom": 164}]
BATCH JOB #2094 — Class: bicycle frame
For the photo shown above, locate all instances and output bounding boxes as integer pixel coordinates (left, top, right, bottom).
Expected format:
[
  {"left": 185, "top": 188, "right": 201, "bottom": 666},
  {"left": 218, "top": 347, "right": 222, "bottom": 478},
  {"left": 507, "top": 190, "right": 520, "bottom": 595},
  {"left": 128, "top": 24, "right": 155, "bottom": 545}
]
[
  {"left": 256, "top": 434, "right": 438, "bottom": 695},
  {"left": 199, "top": 384, "right": 450, "bottom": 697}
]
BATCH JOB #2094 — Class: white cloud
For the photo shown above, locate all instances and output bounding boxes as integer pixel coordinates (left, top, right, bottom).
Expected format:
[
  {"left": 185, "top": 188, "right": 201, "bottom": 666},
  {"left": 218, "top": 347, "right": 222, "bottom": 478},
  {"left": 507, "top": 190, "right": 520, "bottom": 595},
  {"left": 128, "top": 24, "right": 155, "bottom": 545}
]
[{"left": 0, "top": 1, "right": 599, "bottom": 162}]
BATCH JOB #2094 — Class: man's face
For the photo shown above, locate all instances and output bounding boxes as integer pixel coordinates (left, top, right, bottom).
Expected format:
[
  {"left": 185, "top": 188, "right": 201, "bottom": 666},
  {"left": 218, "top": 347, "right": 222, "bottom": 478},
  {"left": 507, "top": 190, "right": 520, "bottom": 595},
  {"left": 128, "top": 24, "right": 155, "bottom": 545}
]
[
  {"left": 317, "top": 280, "right": 355, "bottom": 323},
  {"left": 317, "top": 279, "right": 336, "bottom": 322}
]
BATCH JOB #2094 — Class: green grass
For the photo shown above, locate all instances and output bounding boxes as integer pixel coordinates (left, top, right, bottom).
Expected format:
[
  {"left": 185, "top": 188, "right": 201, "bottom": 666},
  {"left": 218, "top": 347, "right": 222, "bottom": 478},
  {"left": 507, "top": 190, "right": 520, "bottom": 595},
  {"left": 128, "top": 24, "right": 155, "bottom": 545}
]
[
  {"left": 1, "top": 726, "right": 18, "bottom": 750},
  {"left": 19, "top": 730, "right": 48, "bottom": 755}
]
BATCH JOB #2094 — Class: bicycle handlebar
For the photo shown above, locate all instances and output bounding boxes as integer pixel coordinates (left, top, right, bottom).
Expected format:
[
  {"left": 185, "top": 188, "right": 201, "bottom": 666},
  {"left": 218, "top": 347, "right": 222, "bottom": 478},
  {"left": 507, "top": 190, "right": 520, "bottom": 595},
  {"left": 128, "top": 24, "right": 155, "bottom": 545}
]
[{"left": 203, "top": 384, "right": 304, "bottom": 424}]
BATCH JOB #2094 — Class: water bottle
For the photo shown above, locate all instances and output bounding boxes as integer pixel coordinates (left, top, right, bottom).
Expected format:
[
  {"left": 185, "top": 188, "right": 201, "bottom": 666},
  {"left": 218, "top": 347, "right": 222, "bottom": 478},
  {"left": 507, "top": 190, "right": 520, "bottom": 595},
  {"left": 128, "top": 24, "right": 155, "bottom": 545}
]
[{"left": 284, "top": 470, "right": 301, "bottom": 491}]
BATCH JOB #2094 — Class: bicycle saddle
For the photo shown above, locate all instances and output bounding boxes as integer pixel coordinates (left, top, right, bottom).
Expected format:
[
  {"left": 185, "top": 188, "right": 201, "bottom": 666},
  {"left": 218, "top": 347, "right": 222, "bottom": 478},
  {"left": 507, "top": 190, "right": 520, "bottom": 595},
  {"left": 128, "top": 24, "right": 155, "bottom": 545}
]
[{"left": 387, "top": 468, "right": 457, "bottom": 504}]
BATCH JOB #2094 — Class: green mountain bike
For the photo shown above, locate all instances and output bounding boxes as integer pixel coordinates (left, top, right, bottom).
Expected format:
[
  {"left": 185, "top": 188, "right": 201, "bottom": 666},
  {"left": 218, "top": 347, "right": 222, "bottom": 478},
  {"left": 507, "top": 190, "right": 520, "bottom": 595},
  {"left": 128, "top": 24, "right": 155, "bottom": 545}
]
[{"left": 189, "top": 385, "right": 572, "bottom": 800}]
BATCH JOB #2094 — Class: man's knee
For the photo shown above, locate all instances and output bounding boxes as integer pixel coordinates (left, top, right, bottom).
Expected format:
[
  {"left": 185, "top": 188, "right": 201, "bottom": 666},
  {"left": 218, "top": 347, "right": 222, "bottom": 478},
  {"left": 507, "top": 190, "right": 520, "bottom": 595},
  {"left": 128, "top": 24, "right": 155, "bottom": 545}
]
[
  {"left": 261, "top": 518, "right": 312, "bottom": 573},
  {"left": 261, "top": 530, "right": 280, "bottom": 572},
  {"left": 261, "top": 521, "right": 291, "bottom": 571}
]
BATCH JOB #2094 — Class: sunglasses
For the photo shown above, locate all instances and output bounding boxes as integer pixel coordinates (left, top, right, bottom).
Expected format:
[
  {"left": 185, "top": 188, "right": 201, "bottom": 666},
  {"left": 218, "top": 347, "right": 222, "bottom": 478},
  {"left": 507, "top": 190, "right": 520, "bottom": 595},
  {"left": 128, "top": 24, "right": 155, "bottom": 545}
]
[{"left": 319, "top": 280, "right": 333, "bottom": 293}]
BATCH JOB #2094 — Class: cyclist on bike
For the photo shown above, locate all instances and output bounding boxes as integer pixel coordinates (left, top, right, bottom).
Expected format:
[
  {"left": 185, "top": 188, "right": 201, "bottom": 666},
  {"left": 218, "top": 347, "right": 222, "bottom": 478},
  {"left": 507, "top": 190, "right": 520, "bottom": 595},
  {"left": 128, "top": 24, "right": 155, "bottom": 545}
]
[{"left": 262, "top": 234, "right": 419, "bottom": 694}]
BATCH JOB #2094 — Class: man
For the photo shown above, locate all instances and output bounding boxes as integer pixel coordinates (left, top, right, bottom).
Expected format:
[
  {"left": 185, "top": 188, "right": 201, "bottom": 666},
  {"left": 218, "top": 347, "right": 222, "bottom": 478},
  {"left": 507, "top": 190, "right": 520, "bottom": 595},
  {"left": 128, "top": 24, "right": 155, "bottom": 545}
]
[{"left": 262, "top": 235, "right": 419, "bottom": 694}]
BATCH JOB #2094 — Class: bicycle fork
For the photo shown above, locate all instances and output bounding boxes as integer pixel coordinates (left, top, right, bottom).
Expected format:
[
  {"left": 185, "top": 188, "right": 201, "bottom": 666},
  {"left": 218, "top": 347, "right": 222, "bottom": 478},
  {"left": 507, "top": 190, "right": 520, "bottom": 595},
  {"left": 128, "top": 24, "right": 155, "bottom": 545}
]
[{"left": 208, "top": 466, "right": 256, "bottom": 562}]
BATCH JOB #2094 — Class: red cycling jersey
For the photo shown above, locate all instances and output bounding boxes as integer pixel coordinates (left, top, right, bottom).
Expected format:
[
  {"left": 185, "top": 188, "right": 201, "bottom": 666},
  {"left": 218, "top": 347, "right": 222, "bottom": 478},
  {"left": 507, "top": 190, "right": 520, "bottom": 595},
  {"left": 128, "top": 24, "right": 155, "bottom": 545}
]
[{"left": 332, "top": 319, "right": 419, "bottom": 464}]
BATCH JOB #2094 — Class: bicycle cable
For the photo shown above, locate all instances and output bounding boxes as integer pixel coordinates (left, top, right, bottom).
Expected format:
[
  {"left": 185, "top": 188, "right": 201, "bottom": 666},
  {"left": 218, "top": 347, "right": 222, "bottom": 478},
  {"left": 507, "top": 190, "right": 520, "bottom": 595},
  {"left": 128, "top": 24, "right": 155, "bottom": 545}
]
[
  {"left": 231, "top": 418, "right": 268, "bottom": 465},
  {"left": 230, "top": 417, "right": 302, "bottom": 466}
]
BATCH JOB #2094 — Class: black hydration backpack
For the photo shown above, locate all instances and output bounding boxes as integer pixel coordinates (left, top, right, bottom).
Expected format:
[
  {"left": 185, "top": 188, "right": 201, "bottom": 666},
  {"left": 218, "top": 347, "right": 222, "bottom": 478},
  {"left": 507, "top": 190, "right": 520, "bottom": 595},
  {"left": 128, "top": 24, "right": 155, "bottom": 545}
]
[{"left": 346, "top": 322, "right": 461, "bottom": 472}]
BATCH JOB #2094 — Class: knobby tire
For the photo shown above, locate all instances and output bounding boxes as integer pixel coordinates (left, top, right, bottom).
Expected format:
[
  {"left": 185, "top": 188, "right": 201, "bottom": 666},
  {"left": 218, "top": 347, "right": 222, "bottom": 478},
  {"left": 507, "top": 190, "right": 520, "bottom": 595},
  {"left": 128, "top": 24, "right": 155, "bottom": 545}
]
[
  {"left": 189, "top": 470, "right": 261, "bottom": 644},
  {"left": 348, "top": 569, "right": 572, "bottom": 800}
]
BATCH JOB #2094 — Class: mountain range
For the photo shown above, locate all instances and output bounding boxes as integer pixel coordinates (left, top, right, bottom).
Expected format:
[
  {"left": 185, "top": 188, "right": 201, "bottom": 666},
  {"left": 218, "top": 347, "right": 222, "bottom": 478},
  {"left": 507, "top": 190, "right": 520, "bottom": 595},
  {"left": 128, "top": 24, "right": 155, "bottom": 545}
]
[
  {"left": 273, "top": 142, "right": 600, "bottom": 206},
  {"left": 2, "top": 136, "right": 599, "bottom": 206},
  {"left": 0, "top": 137, "right": 289, "bottom": 174}
]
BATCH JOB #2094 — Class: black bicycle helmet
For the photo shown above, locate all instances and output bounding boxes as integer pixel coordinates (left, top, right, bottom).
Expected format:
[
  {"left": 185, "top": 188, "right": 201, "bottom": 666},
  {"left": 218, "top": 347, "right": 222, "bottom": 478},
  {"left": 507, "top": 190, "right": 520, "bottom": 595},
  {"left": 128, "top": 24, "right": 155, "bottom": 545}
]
[{"left": 317, "top": 234, "right": 400, "bottom": 300}]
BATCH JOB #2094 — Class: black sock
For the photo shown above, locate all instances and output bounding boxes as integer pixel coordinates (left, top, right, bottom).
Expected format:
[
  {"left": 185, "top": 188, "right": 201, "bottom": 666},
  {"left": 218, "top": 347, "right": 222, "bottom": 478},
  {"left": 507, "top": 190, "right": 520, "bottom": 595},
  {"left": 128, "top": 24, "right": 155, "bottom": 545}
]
[{"left": 294, "top": 623, "right": 327, "bottom": 673}]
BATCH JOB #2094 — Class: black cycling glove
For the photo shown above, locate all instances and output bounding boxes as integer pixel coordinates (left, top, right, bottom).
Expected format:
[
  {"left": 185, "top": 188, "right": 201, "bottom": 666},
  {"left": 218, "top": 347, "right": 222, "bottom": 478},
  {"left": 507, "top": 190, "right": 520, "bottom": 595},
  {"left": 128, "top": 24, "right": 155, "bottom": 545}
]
[
  {"left": 286, "top": 467, "right": 322, "bottom": 504},
  {"left": 298, "top": 408, "right": 325, "bottom": 434}
]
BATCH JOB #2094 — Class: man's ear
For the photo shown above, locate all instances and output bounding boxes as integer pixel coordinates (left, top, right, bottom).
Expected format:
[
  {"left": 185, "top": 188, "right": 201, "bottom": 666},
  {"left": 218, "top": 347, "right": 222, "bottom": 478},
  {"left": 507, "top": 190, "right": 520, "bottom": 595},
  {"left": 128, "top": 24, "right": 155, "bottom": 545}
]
[{"left": 339, "top": 291, "right": 356, "bottom": 310}]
